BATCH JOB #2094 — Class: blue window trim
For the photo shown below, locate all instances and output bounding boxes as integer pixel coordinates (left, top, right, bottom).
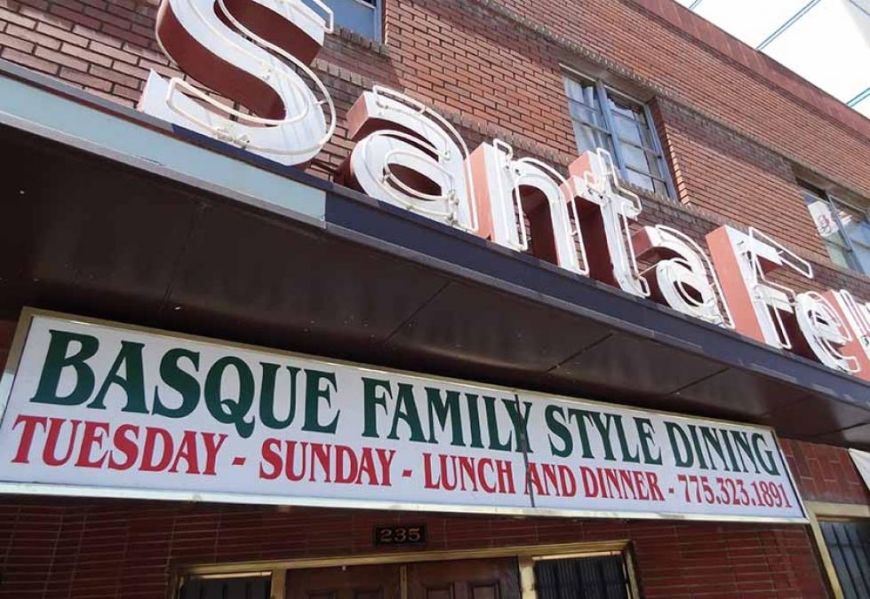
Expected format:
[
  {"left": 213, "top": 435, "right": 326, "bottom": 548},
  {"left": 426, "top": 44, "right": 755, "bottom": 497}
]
[{"left": 330, "top": 0, "right": 383, "bottom": 42}]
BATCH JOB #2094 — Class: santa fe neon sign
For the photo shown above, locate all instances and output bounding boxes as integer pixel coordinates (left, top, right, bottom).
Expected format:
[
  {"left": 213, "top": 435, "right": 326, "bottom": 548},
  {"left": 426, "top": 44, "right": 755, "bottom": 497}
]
[{"left": 137, "top": 0, "right": 870, "bottom": 382}]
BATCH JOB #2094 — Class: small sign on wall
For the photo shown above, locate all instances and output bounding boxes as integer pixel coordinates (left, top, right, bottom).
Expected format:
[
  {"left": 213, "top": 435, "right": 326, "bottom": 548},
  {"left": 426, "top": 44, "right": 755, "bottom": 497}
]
[{"left": 373, "top": 525, "right": 427, "bottom": 546}]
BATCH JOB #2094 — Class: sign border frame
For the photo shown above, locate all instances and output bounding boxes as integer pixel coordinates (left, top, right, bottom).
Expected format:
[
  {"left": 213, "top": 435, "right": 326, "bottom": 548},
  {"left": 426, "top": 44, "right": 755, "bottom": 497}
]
[{"left": 0, "top": 307, "right": 810, "bottom": 524}]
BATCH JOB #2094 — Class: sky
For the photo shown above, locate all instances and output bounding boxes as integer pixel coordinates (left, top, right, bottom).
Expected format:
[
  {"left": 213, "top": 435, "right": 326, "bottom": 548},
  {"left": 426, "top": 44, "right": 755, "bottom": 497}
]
[{"left": 673, "top": 0, "right": 870, "bottom": 119}]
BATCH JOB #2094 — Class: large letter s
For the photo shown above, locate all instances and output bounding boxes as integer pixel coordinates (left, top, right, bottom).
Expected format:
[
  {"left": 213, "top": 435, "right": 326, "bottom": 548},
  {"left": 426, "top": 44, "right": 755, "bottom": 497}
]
[
  {"left": 341, "top": 87, "right": 478, "bottom": 233},
  {"left": 139, "top": 0, "right": 336, "bottom": 165}
]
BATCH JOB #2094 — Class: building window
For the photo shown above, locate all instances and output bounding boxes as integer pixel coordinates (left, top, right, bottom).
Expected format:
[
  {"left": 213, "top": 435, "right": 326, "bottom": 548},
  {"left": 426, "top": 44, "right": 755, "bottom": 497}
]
[
  {"left": 534, "top": 555, "right": 633, "bottom": 599},
  {"left": 801, "top": 182, "right": 870, "bottom": 274},
  {"left": 819, "top": 520, "right": 870, "bottom": 599},
  {"left": 179, "top": 574, "right": 271, "bottom": 599},
  {"left": 563, "top": 74, "right": 675, "bottom": 198},
  {"left": 330, "top": 0, "right": 381, "bottom": 41}
]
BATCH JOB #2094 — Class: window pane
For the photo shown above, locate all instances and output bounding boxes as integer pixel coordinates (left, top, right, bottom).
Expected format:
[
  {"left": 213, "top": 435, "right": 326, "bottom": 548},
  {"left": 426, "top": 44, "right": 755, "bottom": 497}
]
[
  {"left": 534, "top": 556, "right": 629, "bottom": 599},
  {"left": 572, "top": 121, "right": 614, "bottom": 157},
  {"left": 621, "top": 144, "right": 665, "bottom": 181},
  {"left": 606, "top": 93, "right": 668, "bottom": 192},
  {"left": 564, "top": 78, "right": 601, "bottom": 111},
  {"left": 568, "top": 101, "right": 608, "bottom": 132},
  {"left": 563, "top": 76, "right": 674, "bottom": 198},
  {"left": 853, "top": 244, "right": 870, "bottom": 273},
  {"left": 822, "top": 521, "right": 870, "bottom": 599},
  {"left": 624, "top": 169, "right": 667, "bottom": 196},
  {"left": 612, "top": 114, "right": 657, "bottom": 151},
  {"left": 826, "top": 241, "right": 858, "bottom": 270},
  {"left": 330, "top": 0, "right": 379, "bottom": 40},
  {"left": 608, "top": 96, "right": 652, "bottom": 139},
  {"left": 805, "top": 196, "right": 851, "bottom": 247},
  {"left": 836, "top": 201, "right": 870, "bottom": 247}
]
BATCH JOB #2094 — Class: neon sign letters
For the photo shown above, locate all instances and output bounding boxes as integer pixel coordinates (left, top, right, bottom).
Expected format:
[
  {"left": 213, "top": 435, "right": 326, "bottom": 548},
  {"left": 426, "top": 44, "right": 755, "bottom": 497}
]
[{"left": 139, "top": 0, "right": 870, "bottom": 382}]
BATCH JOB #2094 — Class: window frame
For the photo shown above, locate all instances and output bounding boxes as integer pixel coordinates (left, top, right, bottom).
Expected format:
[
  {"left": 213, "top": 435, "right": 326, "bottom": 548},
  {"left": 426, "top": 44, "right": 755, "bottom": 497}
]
[
  {"left": 801, "top": 182, "right": 870, "bottom": 275},
  {"left": 529, "top": 551, "right": 640, "bottom": 599},
  {"left": 562, "top": 69, "right": 676, "bottom": 200},
  {"left": 329, "top": 0, "right": 383, "bottom": 42},
  {"left": 807, "top": 501, "right": 870, "bottom": 599}
]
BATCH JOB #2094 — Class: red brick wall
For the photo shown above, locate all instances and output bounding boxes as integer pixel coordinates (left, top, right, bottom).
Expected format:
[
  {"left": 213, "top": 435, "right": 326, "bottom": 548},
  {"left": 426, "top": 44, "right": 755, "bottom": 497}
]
[
  {"left": 783, "top": 438, "right": 870, "bottom": 505},
  {"left": 0, "top": 497, "right": 831, "bottom": 598},
  {"left": 4, "top": 0, "right": 870, "bottom": 276},
  {"left": 2, "top": 3, "right": 870, "bottom": 597}
]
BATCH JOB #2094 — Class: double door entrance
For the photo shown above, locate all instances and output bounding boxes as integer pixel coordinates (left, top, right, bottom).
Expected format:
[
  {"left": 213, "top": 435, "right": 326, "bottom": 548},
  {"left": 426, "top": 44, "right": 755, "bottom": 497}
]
[
  {"left": 287, "top": 558, "right": 519, "bottom": 599},
  {"left": 180, "top": 552, "right": 633, "bottom": 599}
]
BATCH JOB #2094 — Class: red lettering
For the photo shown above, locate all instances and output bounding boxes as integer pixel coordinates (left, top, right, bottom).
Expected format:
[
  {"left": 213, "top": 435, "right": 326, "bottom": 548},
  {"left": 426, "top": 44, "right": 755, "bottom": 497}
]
[
  {"left": 259, "top": 438, "right": 282, "bottom": 480},
  {"left": 496, "top": 459, "right": 514, "bottom": 494},
  {"left": 580, "top": 466, "right": 599, "bottom": 498},
  {"left": 200, "top": 433, "right": 226, "bottom": 476},
  {"left": 618, "top": 469, "right": 636, "bottom": 499},
  {"left": 633, "top": 471, "right": 649, "bottom": 500},
  {"left": 646, "top": 472, "right": 665, "bottom": 501},
  {"left": 43, "top": 418, "right": 80, "bottom": 467},
  {"left": 11, "top": 414, "right": 47, "bottom": 464},
  {"left": 74, "top": 421, "right": 110, "bottom": 468},
  {"left": 310, "top": 443, "right": 331, "bottom": 483},
  {"left": 141, "top": 427, "right": 173, "bottom": 472},
  {"left": 458, "top": 456, "right": 477, "bottom": 492},
  {"left": 169, "top": 431, "right": 200, "bottom": 475},
  {"left": 284, "top": 441, "right": 307, "bottom": 482},
  {"left": 334, "top": 445, "right": 357, "bottom": 484},
  {"left": 109, "top": 424, "right": 140, "bottom": 471},
  {"left": 558, "top": 465, "right": 577, "bottom": 497},
  {"left": 542, "top": 464, "right": 560, "bottom": 495},
  {"left": 478, "top": 458, "right": 496, "bottom": 493},
  {"left": 423, "top": 453, "right": 438, "bottom": 489},
  {"left": 375, "top": 449, "right": 394, "bottom": 487}
]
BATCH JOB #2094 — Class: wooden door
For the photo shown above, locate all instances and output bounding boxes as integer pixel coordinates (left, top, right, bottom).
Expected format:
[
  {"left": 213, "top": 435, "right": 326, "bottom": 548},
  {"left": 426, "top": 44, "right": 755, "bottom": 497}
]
[
  {"left": 285, "top": 564, "right": 402, "bottom": 599},
  {"left": 407, "top": 558, "right": 520, "bottom": 599}
]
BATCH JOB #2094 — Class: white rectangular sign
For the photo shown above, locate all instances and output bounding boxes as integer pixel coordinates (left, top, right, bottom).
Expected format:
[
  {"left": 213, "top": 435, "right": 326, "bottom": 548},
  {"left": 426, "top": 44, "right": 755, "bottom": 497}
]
[{"left": 0, "top": 311, "right": 807, "bottom": 522}]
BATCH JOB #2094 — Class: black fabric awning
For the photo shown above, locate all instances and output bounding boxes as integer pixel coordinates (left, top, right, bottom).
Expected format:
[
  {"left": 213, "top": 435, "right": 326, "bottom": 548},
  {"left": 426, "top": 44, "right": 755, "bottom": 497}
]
[{"left": 2, "top": 60, "right": 870, "bottom": 448}]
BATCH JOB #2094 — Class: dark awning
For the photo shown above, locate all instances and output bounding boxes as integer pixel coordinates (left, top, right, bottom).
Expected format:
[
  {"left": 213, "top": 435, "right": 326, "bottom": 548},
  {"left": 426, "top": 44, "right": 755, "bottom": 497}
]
[{"left": 1, "top": 60, "right": 869, "bottom": 448}]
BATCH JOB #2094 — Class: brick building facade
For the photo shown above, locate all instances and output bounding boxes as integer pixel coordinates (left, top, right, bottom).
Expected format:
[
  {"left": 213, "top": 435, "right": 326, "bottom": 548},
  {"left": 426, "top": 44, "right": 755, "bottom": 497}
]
[{"left": 1, "top": 0, "right": 870, "bottom": 597}]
